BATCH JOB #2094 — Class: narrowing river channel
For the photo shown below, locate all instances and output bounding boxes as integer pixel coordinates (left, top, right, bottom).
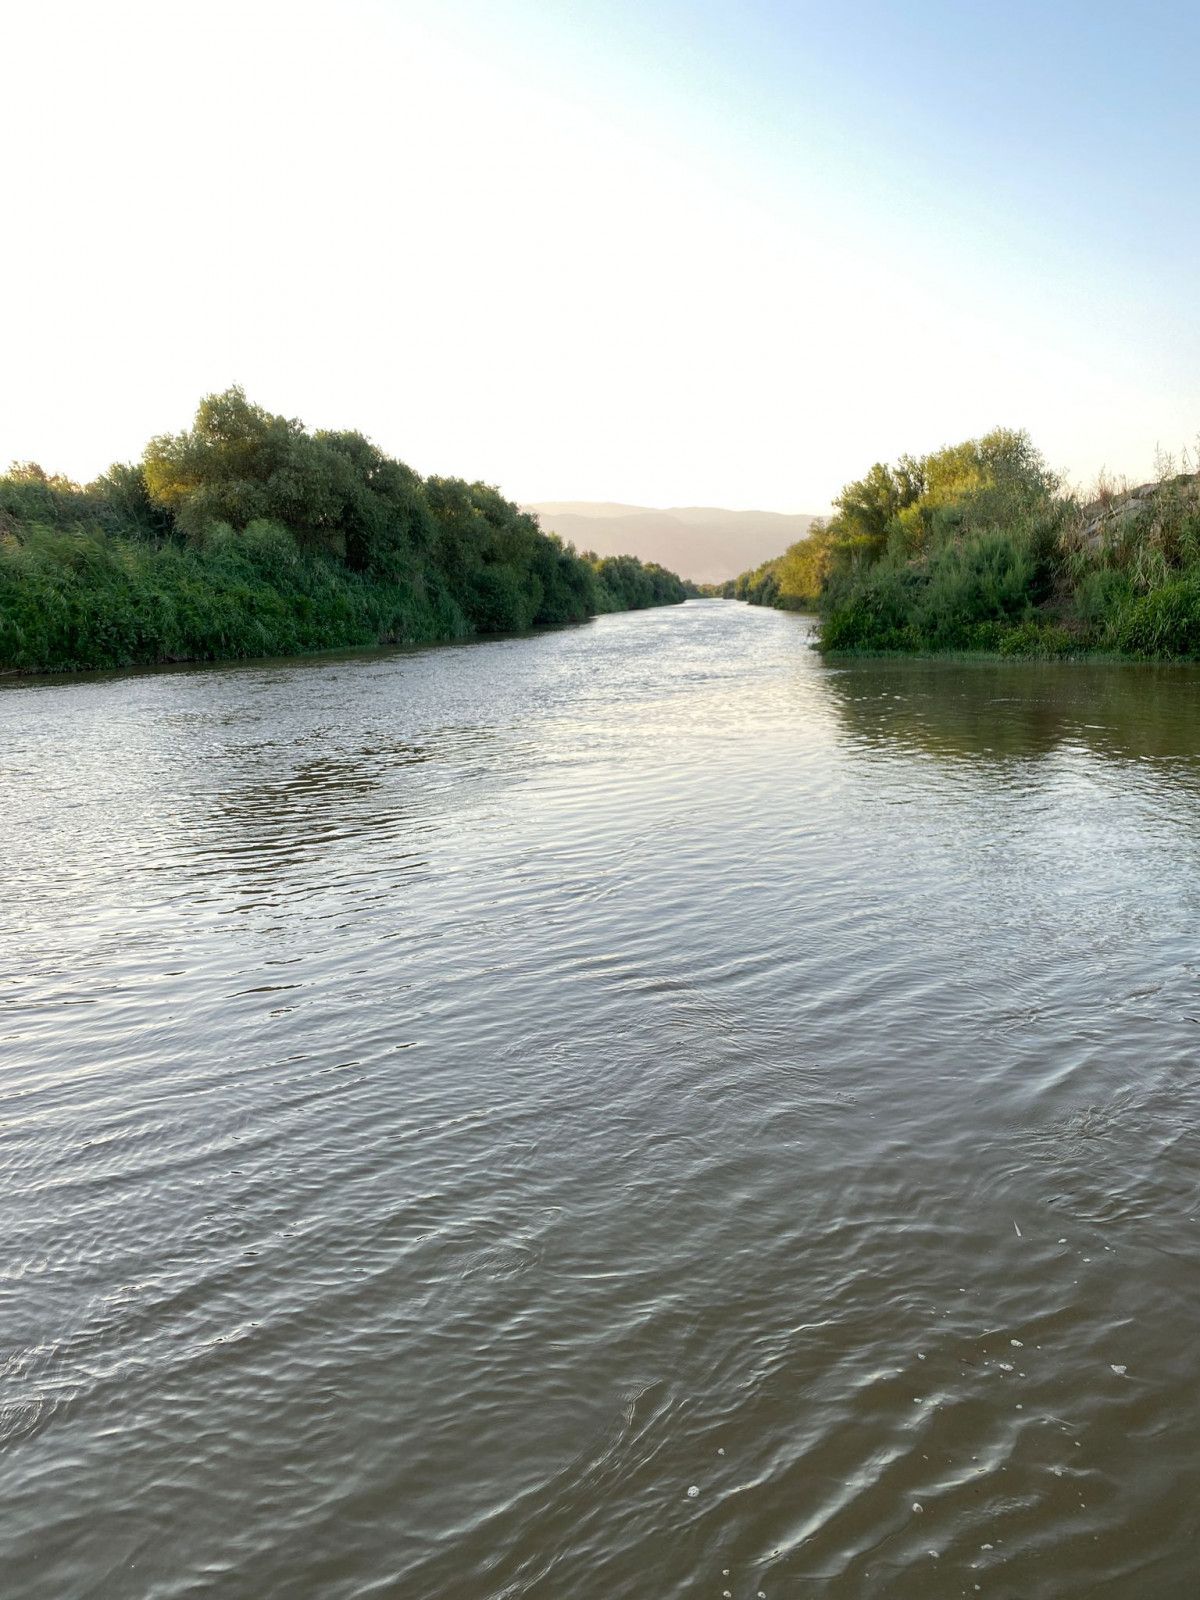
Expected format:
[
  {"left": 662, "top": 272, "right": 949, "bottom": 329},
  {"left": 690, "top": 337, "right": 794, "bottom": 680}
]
[{"left": 3, "top": 600, "right": 1200, "bottom": 1598}]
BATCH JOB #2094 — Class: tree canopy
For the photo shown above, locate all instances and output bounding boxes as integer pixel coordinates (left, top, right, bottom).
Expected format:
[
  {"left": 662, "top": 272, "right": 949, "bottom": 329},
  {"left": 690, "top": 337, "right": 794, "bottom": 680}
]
[{"left": 0, "top": 388, "right": 689, "bottom": 673}]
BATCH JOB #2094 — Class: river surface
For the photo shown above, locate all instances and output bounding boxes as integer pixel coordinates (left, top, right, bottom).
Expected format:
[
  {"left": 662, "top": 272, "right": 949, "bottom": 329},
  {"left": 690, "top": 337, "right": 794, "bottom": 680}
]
[{"left": 3, "top": 600, "right": 1200, "bottom": 1599}]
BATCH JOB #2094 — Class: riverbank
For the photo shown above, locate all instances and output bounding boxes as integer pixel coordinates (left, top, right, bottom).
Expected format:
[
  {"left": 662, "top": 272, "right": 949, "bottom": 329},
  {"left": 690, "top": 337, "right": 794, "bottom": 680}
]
[
  {"left": 720, "top": 430, "right": 1200, "bottom": 662},
  {"left": 0, "top": 388, "right": 691, "bottom": 675}
]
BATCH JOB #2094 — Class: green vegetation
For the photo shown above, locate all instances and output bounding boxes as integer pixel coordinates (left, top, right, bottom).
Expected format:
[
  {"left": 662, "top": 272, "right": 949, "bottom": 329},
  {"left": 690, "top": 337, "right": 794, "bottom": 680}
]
[
  {"left": 722, "top": 428, "right": 1200, "bottom": 660},
  {"left": 713, "top": 531, "right": 830, "bottom": 611},
  {"left": 584, "top": 552, "right": 696, "bottom": 612},
  {"left": 0, "top": 389, "right": 688, "bottom": 674}
]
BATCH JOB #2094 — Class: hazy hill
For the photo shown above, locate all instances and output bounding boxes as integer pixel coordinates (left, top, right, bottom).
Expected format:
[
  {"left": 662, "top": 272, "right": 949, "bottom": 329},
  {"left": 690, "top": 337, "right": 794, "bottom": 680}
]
[{"left": 525, "top": 502, "right": 817, "bottom": 584}]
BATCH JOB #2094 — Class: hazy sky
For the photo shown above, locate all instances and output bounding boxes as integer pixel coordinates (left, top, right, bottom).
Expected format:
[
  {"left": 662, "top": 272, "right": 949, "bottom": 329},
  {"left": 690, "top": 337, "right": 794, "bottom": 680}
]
[{"left": 3, "top": 0, "right": 1197, "bottom": 511}]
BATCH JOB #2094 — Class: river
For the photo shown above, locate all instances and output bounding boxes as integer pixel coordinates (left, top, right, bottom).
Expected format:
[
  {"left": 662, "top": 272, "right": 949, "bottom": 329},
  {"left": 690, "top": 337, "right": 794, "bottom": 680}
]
[{"left": 3, "top": 600, "right": 1200, "bottom": 1598}]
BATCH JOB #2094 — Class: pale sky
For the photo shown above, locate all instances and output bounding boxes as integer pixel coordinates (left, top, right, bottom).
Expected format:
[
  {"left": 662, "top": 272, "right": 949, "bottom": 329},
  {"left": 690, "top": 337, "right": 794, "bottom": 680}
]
[{"left": 3, "top": 0, "right": 1197, "bottom": 512}]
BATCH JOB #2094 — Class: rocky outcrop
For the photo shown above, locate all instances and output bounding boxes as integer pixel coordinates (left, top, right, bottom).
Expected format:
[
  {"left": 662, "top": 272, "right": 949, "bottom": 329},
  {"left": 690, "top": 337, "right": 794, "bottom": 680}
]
[{"left": 1079, "top": 474, "right": 1199, "bottom": 550}]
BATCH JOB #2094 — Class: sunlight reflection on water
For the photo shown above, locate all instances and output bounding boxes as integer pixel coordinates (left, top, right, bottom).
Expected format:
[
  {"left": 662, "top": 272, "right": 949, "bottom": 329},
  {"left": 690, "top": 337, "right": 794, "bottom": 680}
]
[{"left": 3, "top": 604, "right": 1200, "bottom": 1598}]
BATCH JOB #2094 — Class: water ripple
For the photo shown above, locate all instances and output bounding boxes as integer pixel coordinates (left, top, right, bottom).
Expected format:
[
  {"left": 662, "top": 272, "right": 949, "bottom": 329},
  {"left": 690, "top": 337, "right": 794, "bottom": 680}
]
[{"left": 4, "top": 606, "right": 1200, "bottom": 1597}]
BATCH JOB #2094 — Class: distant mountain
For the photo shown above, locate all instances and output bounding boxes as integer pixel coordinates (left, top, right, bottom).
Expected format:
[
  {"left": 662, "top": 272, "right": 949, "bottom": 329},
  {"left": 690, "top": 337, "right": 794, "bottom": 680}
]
[{"left": 524, "top": 502, "right": 817, "bottom": 585}]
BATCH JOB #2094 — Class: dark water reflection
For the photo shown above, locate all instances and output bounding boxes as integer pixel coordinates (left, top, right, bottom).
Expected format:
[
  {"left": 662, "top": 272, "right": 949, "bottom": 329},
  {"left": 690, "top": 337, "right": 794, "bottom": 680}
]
[
  {"left": 3, "top": 604, "right": 1200, "bottom": 1598},
  {"left": 826, "top": 653, "right": 1200, "bottom": 769}
]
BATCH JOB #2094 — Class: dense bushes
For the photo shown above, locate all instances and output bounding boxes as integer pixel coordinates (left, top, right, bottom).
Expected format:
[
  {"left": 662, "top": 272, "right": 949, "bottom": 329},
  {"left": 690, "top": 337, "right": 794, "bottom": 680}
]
[
  {"left": 819, "top": 513, "right": 1058, "bottom": 652},
  {"left": 725, "top": 428, "right": 1200, "bottom": 661},
  {"left": 1114, "top": 576, "right": 1200, "bottom": 658},
  {"left": 712, "top": 521, "right": 833, "bottom": 611},
  {"left": 0, "top": 389, "right": 687, "bottom": 674},
  {"left": 0, "top": 519, "right": 467, "bottom": 673},
  {"left": 586, "top": 553, "right": 690, "bottom": 612}
]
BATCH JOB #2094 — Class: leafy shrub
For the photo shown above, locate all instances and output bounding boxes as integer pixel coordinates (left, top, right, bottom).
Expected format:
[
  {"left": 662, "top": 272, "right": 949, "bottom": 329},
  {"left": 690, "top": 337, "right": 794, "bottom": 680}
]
[
  {"left": 1115, "top": 578, "right": 1200, "bottom": 659},
  {"left": 1074, "top": 567, "right": 1133, "bottom": 630},
  {"left": 996, "top": 620, "right": 1075, "bottom": 658}
]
